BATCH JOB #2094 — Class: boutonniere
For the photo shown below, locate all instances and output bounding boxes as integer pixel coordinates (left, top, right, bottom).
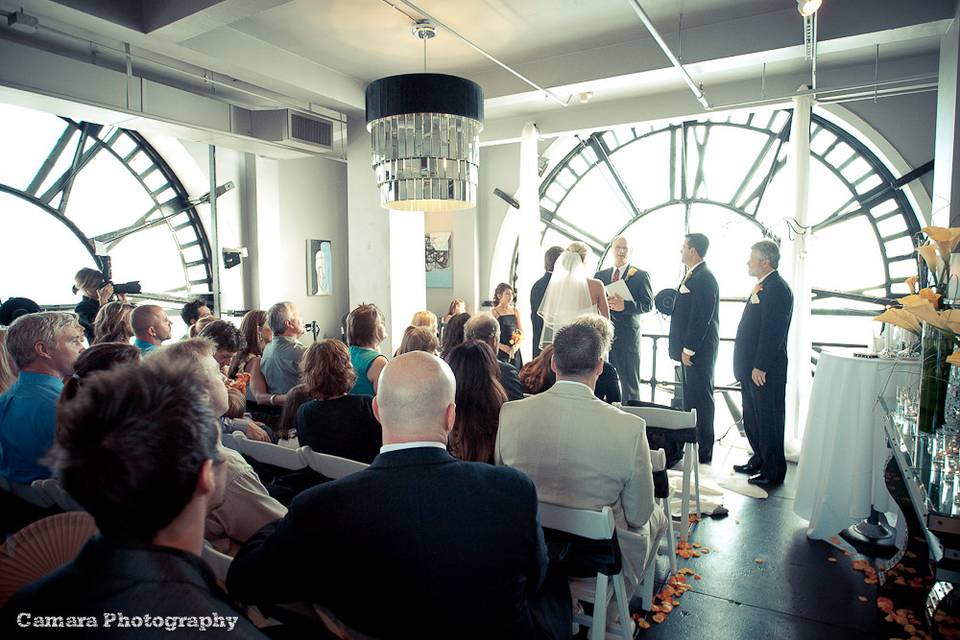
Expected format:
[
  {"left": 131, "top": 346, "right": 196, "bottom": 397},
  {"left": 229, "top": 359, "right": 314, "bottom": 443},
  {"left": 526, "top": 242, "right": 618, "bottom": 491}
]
[
  {"left": 627, "top": 267, "right": 638, "bottom": 278},
  {"left": 749, "top": 282, "right": 763, "bottom": 304},
  {"left": 679, "top": 285, "right": 691, "bottom": 294}
]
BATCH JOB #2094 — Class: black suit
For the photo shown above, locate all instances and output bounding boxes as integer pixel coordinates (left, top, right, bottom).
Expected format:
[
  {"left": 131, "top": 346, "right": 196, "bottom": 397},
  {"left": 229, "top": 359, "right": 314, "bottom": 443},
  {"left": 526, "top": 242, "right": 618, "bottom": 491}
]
[
  {"left": 594, "top": 264, "right": 653, "bottom": 402},
  {"left": 227, "top": 447, "right": 568, "bottom": 640},
  {"left": 499, "top": 360, "right": 525, "bottom": 401},
  {"left": 530, "top": 271, "right": 552, "bottom": 358},
  {"left": 668, "top": 262, "right": 720, "bottom": 462},
  {"left": 733, "top": 270, "right": 793, "bottom": 483}
]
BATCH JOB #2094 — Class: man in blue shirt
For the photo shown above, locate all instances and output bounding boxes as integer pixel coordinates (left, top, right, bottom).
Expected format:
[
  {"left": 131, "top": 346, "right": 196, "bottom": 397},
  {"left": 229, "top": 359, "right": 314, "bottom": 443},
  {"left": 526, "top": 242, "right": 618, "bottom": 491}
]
[
  {"left": 0, "top": 312, "right": 85, "bottom": 483},
  {"left": 131, "top": 304, "right": 173, "bottom": 355}
]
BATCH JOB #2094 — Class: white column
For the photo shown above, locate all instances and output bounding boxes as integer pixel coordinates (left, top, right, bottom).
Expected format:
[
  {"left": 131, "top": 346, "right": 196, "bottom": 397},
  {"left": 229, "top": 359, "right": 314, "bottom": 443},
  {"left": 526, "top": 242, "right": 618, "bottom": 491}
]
[
  {"left": 933, "top": 12, "right": 960, "bottom": 228},
  {"left": 516, "top": 122, "right": 540, "bottom": 361},
  {"left": 783, "top": 94, "right": 814, "bottom": 458}
]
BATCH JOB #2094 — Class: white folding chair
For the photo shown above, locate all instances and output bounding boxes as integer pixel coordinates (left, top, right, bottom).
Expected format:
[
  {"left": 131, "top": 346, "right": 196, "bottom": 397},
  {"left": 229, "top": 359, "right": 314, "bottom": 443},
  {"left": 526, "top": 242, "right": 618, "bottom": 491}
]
[
  {"left": 221, "top": 430, "right": 244, "bottom": 453},
  {"left": 621, "top": 406, "right": 700, "bottom": 541},
  {"left": 649, "top": 448, "right": 676, "bottom": 575},
  {"left": 299, "top": 446, "right": 369, "bottom": 480},
  {"left": 233, "top": 432, "right": 306, "bottom": 470},
  {"left": 202, "top": 541, "right": 234, "bottom": 583},
  {"left": 31, "top": 478, "right": 83, "bottom": 511},
  {"left": 538, "top": 503, "right": 633, "bottom": 640},
  {"left": 0, "top": 476, "right": 53, "bottom": 508}
]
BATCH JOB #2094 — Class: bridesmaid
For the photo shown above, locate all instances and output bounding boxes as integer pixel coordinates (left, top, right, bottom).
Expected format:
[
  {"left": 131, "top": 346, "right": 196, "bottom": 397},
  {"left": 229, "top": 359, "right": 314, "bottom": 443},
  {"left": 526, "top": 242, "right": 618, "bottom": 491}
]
[{"left": 491, "top": 283, "right": 523, "bottom": 370}]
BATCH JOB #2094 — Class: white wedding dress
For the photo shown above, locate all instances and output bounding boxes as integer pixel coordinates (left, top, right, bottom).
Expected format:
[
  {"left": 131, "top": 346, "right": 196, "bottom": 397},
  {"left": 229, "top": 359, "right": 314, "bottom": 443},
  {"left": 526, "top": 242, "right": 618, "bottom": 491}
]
[{"left": 537, "top": 250, "right": 596, "bottom": 348}]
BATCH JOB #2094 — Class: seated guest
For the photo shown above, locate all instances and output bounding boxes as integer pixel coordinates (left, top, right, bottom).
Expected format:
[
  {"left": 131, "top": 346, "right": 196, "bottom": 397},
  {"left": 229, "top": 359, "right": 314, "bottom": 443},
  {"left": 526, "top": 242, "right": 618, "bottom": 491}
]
[
  {"left": 2, "top": 357, "right": 268, "bottom": 637},
  {"left": 227, "top": 351, "right": 567, "bottom": 640},
  {"left": 92, "top": 301, "right": 135, "bottom": 344},
  {"left": 261, "top": 301, "right": 307, "bottom": 395},
  {"left": 297, "top": 340, "right": 382, "bottom": 464},
  {"left": 131, "top": 304, "right": 173, "bottom": 355},
  {"left": 445, "top": 341, "right": 507, "bottom": 464},
  {"left": 72, "top": 267, "right": 110, "bottom": 344},
  {"left": 439, "top": 311, "right": 470, "bottom": 359},
  {"left": 519, "top": 344, "right": 556, "bottom": 395},
  {"left": 463, "top": 313, "right": 523, "bottom": 401},
  {"left": 200, "top": 319, "right": 245, "bottom": 375},
  {"left": 159, "top": 339, "right": 271, "bottom": 443},
  {"left": 0, "top": 312, "right": 84, "bottom": 483},
  {"left": 60, "top": 343, "right": 141, "bottom": 402},
  {"left": 397, "top": 325, "right": 439, "bottom": 356},
  {"left": 410, "top": 310, "right": 439, "bottom": 336},
  {"left": 497, "top": 323, "right": 666, "bottom": 601},
  {"left": 278, "top": 384, "right": 310, "bottom": 442},
  {"left": 346, "top": 304, "right": 387, "bottom": 396},
  {"left": 0, "top": 329, "right": 18, "bottom": 395},
  {"left": 150, "top": 340, "right": 286, "bottom": 555},
  {"left": 181, "top": 297, "right": 213, "bottom": 338},
  {"left": 229, "top": 310, "right": 285, "bottom": 407},
  {"left": 573, "top": 314, "right": 622, "bottom": 404}
]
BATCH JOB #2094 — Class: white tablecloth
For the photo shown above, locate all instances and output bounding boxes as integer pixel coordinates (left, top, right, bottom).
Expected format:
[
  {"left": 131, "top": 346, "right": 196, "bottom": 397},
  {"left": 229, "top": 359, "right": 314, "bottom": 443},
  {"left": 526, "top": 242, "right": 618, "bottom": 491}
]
[{"left": 793, "top": 351, "right": 919, "bottom": 540}]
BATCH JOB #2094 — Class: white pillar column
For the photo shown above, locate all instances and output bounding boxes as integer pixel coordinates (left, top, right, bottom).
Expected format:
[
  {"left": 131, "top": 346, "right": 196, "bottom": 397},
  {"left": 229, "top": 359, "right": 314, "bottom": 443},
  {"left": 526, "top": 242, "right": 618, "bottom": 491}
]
[
  {"left": 516, "top": 122, "right": 540, "bottom": 361},
  {"left": 784, "top": 94, "right": 814, "bottom": 458}
]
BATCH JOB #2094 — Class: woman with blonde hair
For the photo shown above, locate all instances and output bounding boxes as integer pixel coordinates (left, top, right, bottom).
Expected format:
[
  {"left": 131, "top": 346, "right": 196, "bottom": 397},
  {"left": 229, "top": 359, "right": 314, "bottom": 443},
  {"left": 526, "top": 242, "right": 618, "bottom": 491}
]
[
  {"left": 410, "top": 310, "right": 438, "bottom": 336},
  {"left": 73, "top": 267, "right": 113, "bottom": 343},
  {"left": 0, "top": 329, "right": 18, "bottom": 394},
  {"left": 228, "top": 310, "right": 284, "bottom": 407},
  {"left": 537, "top": 241, "right": 609, "bottom": 347},
  {"left": 93, "top": 301, "right": 135, "bottom": 344}
]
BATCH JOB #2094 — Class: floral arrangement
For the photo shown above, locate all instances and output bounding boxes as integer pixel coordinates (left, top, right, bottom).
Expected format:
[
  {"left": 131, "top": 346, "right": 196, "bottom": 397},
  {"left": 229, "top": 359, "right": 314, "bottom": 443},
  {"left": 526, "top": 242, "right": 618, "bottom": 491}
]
[
  {"left": 509, "top": 329, "right": 522, "bottom": 347},
  {"left": 226, "top": 371, "right": 252, "bottom": 394}
]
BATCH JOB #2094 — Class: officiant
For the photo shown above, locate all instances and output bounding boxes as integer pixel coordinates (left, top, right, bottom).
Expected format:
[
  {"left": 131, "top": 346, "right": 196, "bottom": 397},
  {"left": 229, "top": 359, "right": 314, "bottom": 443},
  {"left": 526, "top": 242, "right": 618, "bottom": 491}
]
[{"left": 595, "top": 236, "right": 653, "bottom": 402}]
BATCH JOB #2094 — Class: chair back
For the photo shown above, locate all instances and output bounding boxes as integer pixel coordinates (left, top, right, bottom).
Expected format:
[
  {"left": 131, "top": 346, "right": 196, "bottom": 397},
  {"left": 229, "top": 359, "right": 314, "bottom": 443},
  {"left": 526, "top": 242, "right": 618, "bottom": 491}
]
[
  {"left": 650, "top": 447, "right": 667, "bottom": 473},
  {"left": 221, "top": 430, "right": 244, "bottom": 453},
  {"left": 299, "top": 446, "right": 368, "bottom": 480},
  {"left": 621, "top": 405, "right": 696, "bottom": 430},
  {"left": 2, "top": 478, "right": 53, "bottom": 508},
  {"left": 31, "top": 478, "right": 83, "bottom": 511},
  {"left": 538, "top": 503, "right": 615, "bottom": 541},
  {"left": 234, "top": 433, "right": 306, "bottom": 470}
]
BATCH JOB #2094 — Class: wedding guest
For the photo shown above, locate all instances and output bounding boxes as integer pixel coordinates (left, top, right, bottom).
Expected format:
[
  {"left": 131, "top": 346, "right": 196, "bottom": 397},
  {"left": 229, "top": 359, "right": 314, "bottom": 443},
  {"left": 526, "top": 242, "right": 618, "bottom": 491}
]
[
  {"left": 347, "top": 304, "right": 388, "bottom": 396},
  {"left": 297, "top": 340, "right": 382, "bottom": 464},
  {"left": 491, "top": 283, "right": 524, "bottom": 369},
  {"left": 278, "top": 384, "right": 311, "bottom": 442},
  {"left": 0, "top": 312, "right": 85, "bottom": 483},
  {"left": 573, "top": 314, "right": 622, "bottom": 404},
  {"left": 397, "top": 325, "right": 439, "bottom": 356},
  {"left": 92, "top": 301, "right": 135, "bottom": 344},
  {"left": 445, "top": 341, "right": 507, "bottom": 464},
  {"left": 229, "top": 310, "right": 285, "bottom": 408},
  {"left": 410, "top": 310, "right": 438, "bottom": 336},
  {"left": 519, "top": 344, "right": 555, "bottom": 395},
  {"left": 3, "top": 357, "right": 268, "bottom": 637},
  {"left": 72, "top": 267, "right": 111, "bottom": 343},
  {"left": 60, "top": 343, "right": 141, "bottom": 402},
  {"left": 463, "top": 314, "right": 523, "bottom": 401},
  {"left": 668, "top": 233, "right": 720, "bottom": 464},
  {"left": 181, "top": 298, "right": 213, "bottom": 338},
  {"left": 0, "top": 330, "right": 18, "bottom": 395},
  {"left": 497, "top": 322, "right": 665, "bottom": 601},
  {"left": 131, "top": 305, "right": 173, "bottom": 355},
  {"left": 261, "top": 302, "right": 307, "bottom": 395},
  {"left": 530, "top": 246, "right": 564, "bottom": 358},
  {"left": 440, "top": 312, "right": 470, "bottom": 359},
  {"left": 200, "top": 320, "right": 245, "bottom": 374},
  {"left": 734, "top": 240, "right": 793, "bottom": 487},
  {"left": 227, "top": 351, "right": 569, "bottom": 640},
  {"left": 440, "top": 299, "right": 466, "bottom": 334},
  {"left": 194, "top": 314, "right": 217, "bottom": 336},
  {"left": 594, "top": 236, "right": 653, "bottom": 403}
]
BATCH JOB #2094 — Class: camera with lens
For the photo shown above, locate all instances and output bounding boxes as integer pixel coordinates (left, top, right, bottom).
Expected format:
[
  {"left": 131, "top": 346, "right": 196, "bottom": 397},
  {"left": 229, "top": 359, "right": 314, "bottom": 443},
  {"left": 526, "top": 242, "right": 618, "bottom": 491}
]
[{"left": 97, "top": 255, "right": 142, "bottom": 296}]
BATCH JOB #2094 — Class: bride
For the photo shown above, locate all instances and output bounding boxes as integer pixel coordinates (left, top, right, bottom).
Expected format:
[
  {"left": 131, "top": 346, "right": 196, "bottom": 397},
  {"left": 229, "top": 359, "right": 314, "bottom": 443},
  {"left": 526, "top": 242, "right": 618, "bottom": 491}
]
[{"left": 538, "top": 242, "right": 610, "bottom": 347}]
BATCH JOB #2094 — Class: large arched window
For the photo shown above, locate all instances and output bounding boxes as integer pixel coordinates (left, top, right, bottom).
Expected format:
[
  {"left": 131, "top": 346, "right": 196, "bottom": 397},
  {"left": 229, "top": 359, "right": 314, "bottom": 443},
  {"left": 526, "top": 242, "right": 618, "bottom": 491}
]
[
  {"left": 512, "top": 108, "right": 922, "bottom": 401},
  {"left": 0, "top": 103, "right": 212, "bottom": 331}
]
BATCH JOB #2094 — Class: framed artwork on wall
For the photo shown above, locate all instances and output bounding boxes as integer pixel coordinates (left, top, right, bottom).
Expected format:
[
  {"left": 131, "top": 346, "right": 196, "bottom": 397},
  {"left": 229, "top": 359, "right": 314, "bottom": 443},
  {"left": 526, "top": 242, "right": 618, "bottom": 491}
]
[
  {"left": 307, "top": 239, "right": 332, "bottom": 296},
  {"left": 425, "top": 232, "right": 452, "bottom": 288}
]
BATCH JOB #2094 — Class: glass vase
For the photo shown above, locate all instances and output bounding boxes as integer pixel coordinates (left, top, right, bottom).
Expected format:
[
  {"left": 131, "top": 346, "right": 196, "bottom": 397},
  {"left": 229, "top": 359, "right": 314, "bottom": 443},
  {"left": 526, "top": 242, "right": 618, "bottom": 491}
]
[{"left": 919, "top": 322, "right": 953, "bottom": 434}]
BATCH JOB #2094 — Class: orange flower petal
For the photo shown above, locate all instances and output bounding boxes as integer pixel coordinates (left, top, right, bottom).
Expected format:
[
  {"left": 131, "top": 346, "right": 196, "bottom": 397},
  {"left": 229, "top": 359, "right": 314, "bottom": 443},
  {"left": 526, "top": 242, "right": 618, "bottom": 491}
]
[
  {"left": 652, "top": 613, "right": 666, "bottom": 624},
  {"left": 755, "top": 558, "right": 764, "bottom": 564}
]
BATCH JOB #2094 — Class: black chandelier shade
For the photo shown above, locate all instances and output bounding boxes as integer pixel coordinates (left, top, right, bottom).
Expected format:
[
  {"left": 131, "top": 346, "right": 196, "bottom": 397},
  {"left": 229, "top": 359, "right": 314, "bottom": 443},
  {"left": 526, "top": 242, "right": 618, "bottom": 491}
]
[{"left": 365, "top": 73, "right": 484, "bottom": 125}]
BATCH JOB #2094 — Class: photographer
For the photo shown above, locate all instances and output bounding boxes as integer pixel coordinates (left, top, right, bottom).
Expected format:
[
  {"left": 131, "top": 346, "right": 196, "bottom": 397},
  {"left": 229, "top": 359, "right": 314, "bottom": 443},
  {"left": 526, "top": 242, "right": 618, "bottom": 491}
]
[{"left": 72, "top": 268, "right": 114, "bottom": 344}]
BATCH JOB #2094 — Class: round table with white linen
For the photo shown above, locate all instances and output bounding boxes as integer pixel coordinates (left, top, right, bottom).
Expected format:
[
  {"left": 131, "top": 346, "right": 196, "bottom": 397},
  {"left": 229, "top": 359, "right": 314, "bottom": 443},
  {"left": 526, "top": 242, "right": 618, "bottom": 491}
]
[{"left": 793, "top": 351, "right": 919, "bottom": 540}]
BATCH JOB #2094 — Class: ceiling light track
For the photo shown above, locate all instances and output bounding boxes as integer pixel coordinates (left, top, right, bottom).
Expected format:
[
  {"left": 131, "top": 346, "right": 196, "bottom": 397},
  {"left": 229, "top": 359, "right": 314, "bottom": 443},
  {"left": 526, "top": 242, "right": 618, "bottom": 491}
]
[
  {"left": 625, "top": 0, "right": 710, "bottom": 110},
  {"left": 380, "top": 0, "right": 571, "bottom": 107}
]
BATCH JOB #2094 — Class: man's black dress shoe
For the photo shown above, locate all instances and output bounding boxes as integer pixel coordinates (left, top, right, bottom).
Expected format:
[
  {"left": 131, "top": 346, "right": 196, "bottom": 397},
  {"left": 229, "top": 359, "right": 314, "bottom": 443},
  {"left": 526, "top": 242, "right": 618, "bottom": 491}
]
[
  {"left": 747, "top": 474, "right": 782, "bottom": 487},
  {"left": 733, "top": 463, "right": 759, "bottom": 474}
]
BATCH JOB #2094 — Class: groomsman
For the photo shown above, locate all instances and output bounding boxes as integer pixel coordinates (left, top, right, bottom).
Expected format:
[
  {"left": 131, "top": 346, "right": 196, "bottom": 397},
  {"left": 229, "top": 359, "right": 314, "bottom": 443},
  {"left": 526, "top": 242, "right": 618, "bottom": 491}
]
[
  {"left": 733, "top": 240, "right": 793, "bottom": 487},
  {"left": 530, "top": 246, "right": 563, "bottom": 358},
  {"left": 668, "top": 233, "right": 720, "bottom": 464},
  {"left": 596, "top": 236, "right": 653, "bottom": 402}
]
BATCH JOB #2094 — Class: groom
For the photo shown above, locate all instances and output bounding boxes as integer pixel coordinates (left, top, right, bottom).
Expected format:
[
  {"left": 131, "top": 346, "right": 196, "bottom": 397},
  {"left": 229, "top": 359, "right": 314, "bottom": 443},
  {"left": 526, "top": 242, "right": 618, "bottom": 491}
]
[{"left": 595, "top": 236, "right": 653, "bottom": 402}]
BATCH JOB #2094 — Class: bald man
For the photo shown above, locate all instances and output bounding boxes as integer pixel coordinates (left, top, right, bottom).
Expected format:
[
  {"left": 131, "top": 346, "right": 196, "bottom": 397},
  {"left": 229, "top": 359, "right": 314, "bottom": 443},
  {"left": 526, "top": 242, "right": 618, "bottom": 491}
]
[
  {"left": 131, "top": 305, "right": 173, "bottom": 354},
  {"left": 228, "top": 352, "right": 570, "bottom": 640}
]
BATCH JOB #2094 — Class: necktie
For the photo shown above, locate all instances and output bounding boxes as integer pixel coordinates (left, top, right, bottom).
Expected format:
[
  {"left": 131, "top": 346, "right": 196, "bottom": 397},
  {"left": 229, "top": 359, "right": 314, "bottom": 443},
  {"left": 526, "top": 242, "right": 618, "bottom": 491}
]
[{"left": 612, "top": 268, "right": 620, "bottom": 283}]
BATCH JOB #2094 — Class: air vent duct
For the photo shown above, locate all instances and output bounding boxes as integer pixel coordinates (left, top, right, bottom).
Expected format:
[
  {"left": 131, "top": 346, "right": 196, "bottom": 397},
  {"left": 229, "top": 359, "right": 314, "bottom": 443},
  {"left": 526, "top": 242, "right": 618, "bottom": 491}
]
[{"left": 247, "top": 109, "right": 335, "bottom": 152}]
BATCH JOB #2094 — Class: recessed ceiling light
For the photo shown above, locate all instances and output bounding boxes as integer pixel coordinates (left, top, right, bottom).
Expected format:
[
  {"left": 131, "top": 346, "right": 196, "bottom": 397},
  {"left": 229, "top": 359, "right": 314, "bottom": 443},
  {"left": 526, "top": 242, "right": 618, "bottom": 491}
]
[{"left": 797, "top": 0, "right": 822, "bottom": 16}]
